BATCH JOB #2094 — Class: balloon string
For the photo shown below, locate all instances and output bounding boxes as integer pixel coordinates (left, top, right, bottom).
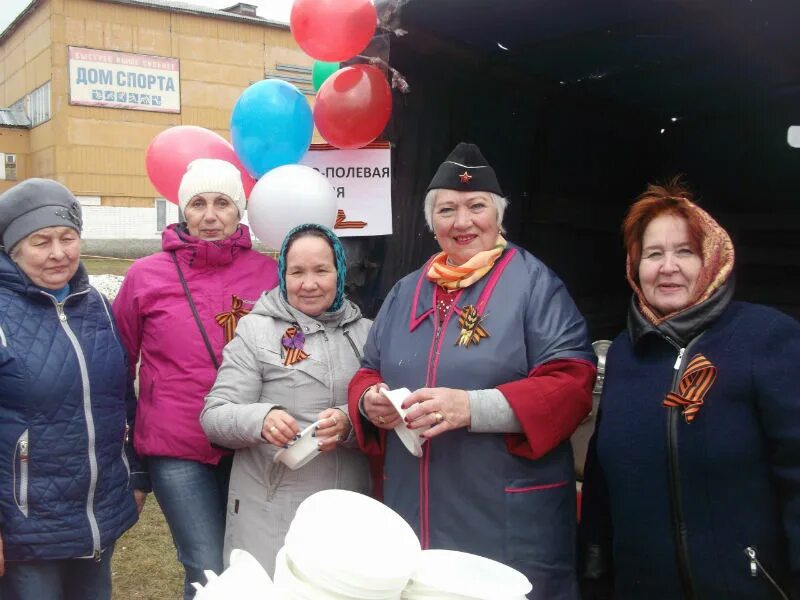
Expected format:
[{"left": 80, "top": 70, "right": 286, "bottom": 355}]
[{"left": 354, "top": 55, "right": 410, "bottom": 94}]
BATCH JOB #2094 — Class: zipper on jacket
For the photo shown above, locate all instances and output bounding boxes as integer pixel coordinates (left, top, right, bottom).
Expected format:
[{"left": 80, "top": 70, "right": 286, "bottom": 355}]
[
  {"left": 342, "top": 329, "right": 362, "bottom": 361},
  {"left": 663, "top": 337, "right": 696, "bottom": 600},
  {"left": 419, "top": 298, "right": 457, "bottom": 548},
  {"left": 426, "top": 306, "right": 447, "bottom": 384},
  {"left": 745, "top": 546, "right": 789, "bottom": 600},
  {"left": 673, "top": 347, "right": 685, "bottom": 370},
  {"left": 313, "top": 325, "right": 339, "bottom": 431},
  {"left": 121, "top": 422, "right": 131, "bottom": 484},
  {"left": 44, "top": 292, "right": 103, "bottom": 557},
  {"left": 14, "top": 429, "right": 29, "bottom": 517},
  {"left": 317, "top": 325, "right": 334, "bottom": 397}
]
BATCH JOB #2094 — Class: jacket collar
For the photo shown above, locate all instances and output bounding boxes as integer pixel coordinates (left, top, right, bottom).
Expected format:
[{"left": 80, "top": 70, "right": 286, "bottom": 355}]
[
  {"left": 162, "top": 223, "right": 253, "bottom": 269},
  {"left": 628, "top": 277, "right": 734, "bottom": 347}
]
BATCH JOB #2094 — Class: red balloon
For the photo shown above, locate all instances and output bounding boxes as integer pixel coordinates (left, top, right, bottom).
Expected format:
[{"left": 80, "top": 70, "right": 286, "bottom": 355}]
[
  {"left": 290, "top": 0, "right": 377, "bottom": 62},
  {"left": 313, "top": 65, "right": 392, "bottom": 150},
  {"left": 145, "top": 126, "right": 255, "bottom": 204}
]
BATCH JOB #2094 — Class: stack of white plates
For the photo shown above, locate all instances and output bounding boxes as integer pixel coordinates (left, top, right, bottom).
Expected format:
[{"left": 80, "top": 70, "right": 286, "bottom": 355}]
[
  {"left": 192, "top": 549, "right": 279, "bottom": 600},
  {"left": 274, "top": 546, "right": 358, "bottom": 600},
  {"left": 401, "top": 550, "right": 531, "bottom": 600},
  {"left": 276, "top": 489, "right": 421, "bottom": 599}
]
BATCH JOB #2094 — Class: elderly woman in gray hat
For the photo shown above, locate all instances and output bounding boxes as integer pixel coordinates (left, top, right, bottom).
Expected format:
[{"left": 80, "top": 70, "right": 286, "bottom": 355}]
[{"left": 0, "top": 179, "right": 146, "bottom": 600}]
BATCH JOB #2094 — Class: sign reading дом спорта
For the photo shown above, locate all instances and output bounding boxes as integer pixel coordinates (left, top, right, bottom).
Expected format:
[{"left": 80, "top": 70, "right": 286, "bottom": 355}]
[
  {"left": 68, "top": 47, "right": 180, "bottom": 113},
  {"left": 299, "top": 142, "right": 392, "bottom": 237}
]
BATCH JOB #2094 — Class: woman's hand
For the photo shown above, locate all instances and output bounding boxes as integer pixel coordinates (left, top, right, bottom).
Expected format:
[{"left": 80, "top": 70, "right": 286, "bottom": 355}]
[
  {"left": 261, "top": 409, "right": 300, "bottom": 448},
  {"left": 315, "top": 408, "right": 351, "bottom": 452},
  {"left": 134, "top": 489, "right": 148, "bottom": 515},
  {"left": 362, "top": 383, "right": 401, "bottom": 430},
  {"left": 402, "top": 387, "right": 471, "bottom": 440}
]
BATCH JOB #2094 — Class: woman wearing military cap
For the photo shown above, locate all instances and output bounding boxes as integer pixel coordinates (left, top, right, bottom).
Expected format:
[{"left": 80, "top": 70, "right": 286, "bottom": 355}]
[
  {"left": 0, "top": 179, "right": 146, "bottom": 600},
  {"left": 348, "top": 143, "right": 596, "bottom": 599}
]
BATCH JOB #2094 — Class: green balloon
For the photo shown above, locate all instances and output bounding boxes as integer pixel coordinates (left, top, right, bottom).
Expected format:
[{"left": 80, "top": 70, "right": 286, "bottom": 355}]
[{"left": 312, "top": 61, "right": 340, "bottom": 92}]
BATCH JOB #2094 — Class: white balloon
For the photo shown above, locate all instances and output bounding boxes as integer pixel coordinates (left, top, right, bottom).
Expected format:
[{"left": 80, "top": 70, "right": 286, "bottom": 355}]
[{"left": 246, "top": 164, "right": 338, "bottom": 249}]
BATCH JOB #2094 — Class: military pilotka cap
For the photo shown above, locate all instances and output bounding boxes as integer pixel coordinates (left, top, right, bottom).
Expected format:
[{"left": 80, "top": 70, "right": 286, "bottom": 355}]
[
  {"left": 0, "top": 178, "right": 83, "bottom": 252},
  {"left": 425, "top": 142, "right": 503, "bottom": 196}
]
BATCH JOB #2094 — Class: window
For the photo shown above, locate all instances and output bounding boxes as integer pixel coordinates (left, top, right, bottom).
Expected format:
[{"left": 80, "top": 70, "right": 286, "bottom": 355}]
[
  {"left": 155, "top": 198, "right": 167, "bottom": 232},
  {"left": 9, "top": 81, "right": 51, "bottom": 127},
  {"left": 0, "top": 153, "right": 16, "bottom": 181},
  {"left": 29, "top": 82, "right": 50, "bottom": 126}
]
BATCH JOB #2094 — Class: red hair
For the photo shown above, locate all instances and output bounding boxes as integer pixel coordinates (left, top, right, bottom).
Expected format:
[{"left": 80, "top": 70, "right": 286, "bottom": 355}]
[{"left": 622, "top": 176, "right": 706, "bottom": 276}]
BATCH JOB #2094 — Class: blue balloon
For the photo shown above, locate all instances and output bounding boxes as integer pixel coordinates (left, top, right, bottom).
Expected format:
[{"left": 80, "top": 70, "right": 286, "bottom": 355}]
[{"left": 230, "top": 80, "right": 313, "bottom": 178}]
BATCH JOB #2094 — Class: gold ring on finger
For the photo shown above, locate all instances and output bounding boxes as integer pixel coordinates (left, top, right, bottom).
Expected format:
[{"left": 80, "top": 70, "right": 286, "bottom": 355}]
[
  {"left": 270, "top": 426, "right": 278, "bottom": 434},
  {"left": 434, "top": 412, "right": 444, "bottom": 424},
  {"left": 378, "top": 415, "right": 385, "bottom": 425}
]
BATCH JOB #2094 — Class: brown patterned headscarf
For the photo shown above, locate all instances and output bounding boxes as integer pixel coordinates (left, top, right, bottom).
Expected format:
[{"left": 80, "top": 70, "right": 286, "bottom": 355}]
[{"left": 626, "top": 196, "right": 735, "bottom": 326}]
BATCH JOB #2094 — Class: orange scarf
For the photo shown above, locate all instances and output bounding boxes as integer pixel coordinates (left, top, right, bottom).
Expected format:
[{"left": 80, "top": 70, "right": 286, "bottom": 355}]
[{"left": 427, "top": 236, "right": 507, "bottom": 290}]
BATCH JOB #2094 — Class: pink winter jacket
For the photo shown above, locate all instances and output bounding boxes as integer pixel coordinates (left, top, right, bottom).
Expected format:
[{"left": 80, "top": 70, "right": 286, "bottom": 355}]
[{"left": 112, "top": 224, "right": 278, "bottom": 464}]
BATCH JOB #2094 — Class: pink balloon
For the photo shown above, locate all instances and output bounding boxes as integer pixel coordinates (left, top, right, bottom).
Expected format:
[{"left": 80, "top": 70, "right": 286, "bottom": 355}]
[
  {"left": 145, "top": 126, "right": 255, "bottom": 204},
  {"left": 290, "top": 0, "right": 377, "bottom": 62},
  {"left": 313, "top": 65, "right": 392, "bottom": 149}
]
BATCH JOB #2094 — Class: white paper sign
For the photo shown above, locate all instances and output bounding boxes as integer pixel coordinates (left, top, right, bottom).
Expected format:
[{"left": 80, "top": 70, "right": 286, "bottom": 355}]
[
  {"left": 68, "top": 47, "right": 180, "bottom": 113},
  {"left": 299, "top": 143, "right": 392, "bottom": 237}
]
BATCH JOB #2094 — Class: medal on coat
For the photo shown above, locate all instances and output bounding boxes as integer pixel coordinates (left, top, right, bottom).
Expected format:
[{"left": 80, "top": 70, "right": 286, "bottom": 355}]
[
  {"left": 215, "top": 295, "right": 251, "bottom": 344},
  {"left": 281, "top": 326, "right": 309, "bottom": 366},
  {"left": 456, "top": 305, "right": 489, "bottom": 347}
]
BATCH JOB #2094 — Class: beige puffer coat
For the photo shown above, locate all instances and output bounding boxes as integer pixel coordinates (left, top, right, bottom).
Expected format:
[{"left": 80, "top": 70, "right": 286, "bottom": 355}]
[{"left": 200, "top": 287, "right": 371, "bottom": 576}]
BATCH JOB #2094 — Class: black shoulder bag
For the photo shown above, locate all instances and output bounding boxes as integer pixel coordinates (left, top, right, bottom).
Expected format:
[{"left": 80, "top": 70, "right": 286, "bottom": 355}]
[{"left": 170, "top": 251, "right": 220, "bottom": 370}]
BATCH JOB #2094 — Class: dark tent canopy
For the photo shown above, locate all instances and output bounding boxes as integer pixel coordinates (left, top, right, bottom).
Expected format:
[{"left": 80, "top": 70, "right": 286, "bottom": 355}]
[{"left": 347, "top": 0, "right": 800, "bottom": 338}]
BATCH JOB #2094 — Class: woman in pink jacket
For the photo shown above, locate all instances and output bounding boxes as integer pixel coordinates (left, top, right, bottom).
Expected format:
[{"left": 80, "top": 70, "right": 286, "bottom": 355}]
[{"left": 112, "top": 159, "right": 278, "bottom": 599}]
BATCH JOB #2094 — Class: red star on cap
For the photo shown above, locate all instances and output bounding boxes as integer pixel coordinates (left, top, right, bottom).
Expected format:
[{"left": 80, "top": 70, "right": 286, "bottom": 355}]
[{"left": 459, "top": 171, "right": 472, "bottom": 183}]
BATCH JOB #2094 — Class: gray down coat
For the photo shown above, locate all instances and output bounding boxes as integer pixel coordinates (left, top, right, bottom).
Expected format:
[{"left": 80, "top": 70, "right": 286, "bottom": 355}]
[{"left": 200, "top": 287, "right": 371, "bottom": 576}]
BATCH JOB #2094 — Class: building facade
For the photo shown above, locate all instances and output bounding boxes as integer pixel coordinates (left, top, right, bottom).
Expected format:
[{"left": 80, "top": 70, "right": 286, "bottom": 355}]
[{"left": 0, "top": 0, "right": 318, "bottom": 240}]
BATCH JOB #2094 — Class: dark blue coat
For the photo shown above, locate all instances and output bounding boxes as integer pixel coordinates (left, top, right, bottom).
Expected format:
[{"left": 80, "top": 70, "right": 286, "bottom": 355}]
[
  {"left": 582, "top": 291, "right": 800, "bottom": 599},
  {"left": 0, "top": 253, "right": 140, "bottom": 561}
]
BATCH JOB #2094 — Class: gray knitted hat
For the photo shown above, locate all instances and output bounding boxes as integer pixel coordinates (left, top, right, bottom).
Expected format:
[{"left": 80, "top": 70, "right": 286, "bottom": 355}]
[{"left": 0, "top": 178, "right": 83, "bottom": 252}]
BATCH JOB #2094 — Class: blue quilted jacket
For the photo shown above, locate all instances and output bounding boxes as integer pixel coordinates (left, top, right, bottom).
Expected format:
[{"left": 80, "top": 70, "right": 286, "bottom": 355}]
[{"left": 0, "top": 252, "right": 141, "bottom": 561}]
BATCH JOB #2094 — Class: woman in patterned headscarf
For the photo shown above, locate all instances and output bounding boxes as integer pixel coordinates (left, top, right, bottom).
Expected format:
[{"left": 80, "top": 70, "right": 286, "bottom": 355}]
[
  {"left": 201, "top": 223, "right": 371, "bottom": 576},
  {"left": 580, "top": 177, "right": 800, "bottom": 599}
]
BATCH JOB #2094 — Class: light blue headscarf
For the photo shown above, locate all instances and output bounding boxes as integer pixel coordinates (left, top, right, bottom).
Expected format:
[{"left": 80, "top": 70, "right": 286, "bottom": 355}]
[{"left": 278, "top": 223, "right": 347, "bottom": 313}]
